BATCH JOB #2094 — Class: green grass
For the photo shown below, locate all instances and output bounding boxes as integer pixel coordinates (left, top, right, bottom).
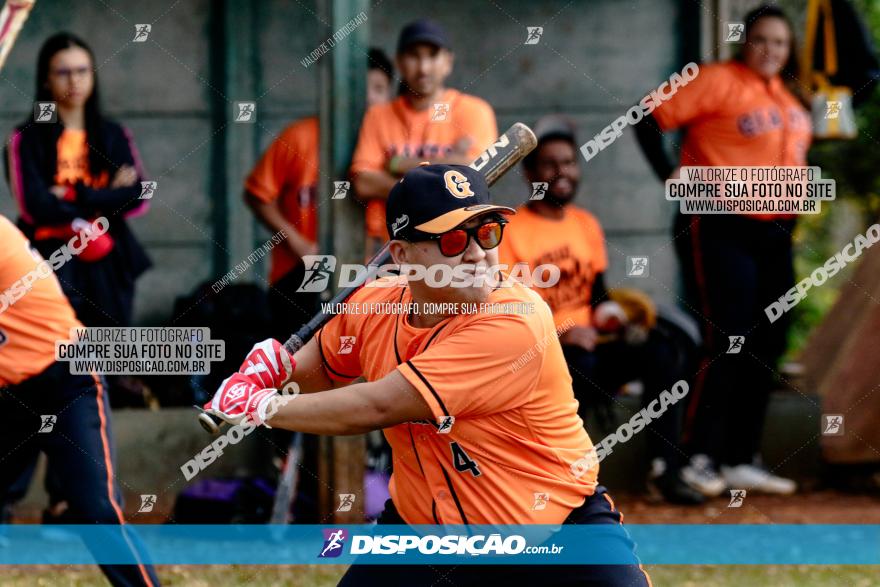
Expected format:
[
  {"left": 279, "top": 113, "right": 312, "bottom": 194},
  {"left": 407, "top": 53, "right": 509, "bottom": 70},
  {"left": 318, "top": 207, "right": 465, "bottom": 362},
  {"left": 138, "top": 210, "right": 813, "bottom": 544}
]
[{"left": 3, "top": 565, "right": 879, "bottom": 586}]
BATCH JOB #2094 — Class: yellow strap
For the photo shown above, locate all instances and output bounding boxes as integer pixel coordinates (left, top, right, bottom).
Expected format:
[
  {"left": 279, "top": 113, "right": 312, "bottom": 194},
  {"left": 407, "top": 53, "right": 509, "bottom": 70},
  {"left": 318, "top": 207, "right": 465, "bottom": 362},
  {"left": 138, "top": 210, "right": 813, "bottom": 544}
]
[
  {"left": 802, "top": 0, "right": 838, "bottom": 82},
  {"left": 822, "top": 0, "right": 837, "bottom": 75}
]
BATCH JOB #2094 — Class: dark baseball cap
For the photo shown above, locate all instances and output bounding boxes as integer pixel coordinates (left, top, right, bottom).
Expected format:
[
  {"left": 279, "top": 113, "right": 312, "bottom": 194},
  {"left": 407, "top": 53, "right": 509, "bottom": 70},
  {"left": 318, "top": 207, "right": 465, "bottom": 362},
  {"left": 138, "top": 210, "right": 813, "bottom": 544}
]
[
  {"left": 397, "top": 19, "right": 451, "bottom": 53},
  {"left": 386, "top": 164, "right": 514, "bottom": 240}
]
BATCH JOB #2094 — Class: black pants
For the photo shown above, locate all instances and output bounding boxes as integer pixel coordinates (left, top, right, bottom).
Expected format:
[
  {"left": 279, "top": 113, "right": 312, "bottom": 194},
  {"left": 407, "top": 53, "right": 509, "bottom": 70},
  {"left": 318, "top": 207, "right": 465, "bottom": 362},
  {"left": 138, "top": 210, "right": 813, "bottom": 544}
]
[
  {"left": 0, "top": 362, "right": 160, "bottom": 587},
  {"left": 564, "top": 329, "right": 688, "bottom": 470},
  {"left": 338, "top": 487, "right": 651, "bottom": 586},
  {"left": 674, "top": 213, "right": 795, "bottom": 466}
]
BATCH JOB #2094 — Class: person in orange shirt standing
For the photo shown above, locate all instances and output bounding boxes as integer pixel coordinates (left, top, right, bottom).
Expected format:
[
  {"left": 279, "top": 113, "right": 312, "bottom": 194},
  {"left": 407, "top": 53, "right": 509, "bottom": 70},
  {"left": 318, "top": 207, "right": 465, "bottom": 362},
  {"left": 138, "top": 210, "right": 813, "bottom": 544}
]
[
  {"left": 206, "top": 165, "right": 650, "bottom": 586},
  {"left": 635, "top": 5, "right": 809, "bottom": 497},
  {"left": 0, "top": 215, "right": 160, "bottom": 587},
  {"left": 350, "top": 19, "right": 498, "bottom": 255},
  {"left": 244, "top": 49, "right": 393, "bottom": 336},
  {"left": 500, "top": 117, "right": 702, "bottom": 505}
]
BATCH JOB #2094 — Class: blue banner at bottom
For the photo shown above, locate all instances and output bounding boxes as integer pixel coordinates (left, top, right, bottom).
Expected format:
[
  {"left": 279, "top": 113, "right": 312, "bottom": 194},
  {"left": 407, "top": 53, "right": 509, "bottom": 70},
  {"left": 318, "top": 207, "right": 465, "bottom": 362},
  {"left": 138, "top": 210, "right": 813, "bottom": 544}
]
[{"left": 0, "top": 524, "right": 877, "bottom": 565}]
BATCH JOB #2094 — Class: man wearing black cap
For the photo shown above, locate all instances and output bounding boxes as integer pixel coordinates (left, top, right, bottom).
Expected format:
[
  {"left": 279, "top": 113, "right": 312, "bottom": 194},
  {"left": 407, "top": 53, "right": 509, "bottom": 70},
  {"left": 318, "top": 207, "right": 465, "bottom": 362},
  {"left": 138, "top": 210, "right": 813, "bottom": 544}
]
[
  {"left": 206, "top": 164, "right": 651, "bottom": 586},
  {"left": 351, "top": 18, "right": 498, "bottom": 254}
]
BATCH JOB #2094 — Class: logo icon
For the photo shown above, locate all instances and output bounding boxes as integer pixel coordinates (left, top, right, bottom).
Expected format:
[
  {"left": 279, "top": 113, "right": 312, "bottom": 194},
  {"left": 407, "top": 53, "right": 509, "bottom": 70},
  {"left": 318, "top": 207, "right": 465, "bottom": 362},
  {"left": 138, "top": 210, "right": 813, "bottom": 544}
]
[
  {"left": 297, "top": 255, "right": 337, "bottom": 293},
  {"left": 139, "top": 181, "right": 157, "bottom": 200},
  {"left": 133, "top": 24, "right": 152, "bottom": 42},
  {"left": 338, "top": 336, "right": 356, "bottom": 355},
  {"left": 627, "top": 256, "right": 649, "bottom": 277},
  {"left": 34, "top": 102, "right": 57, "bottom": 123},
  {"left": 38, "top": 415, "right": 56, "bottom": 433},
  {"left": 138, "top": 494, "right": 157, "bottom": 513},
  {"left": 336, "top": 493, "right": 356, "bottom": 512},
  {"left": 822, "top": 414, "right": 844, "bottom": 436},
  {"left": 825, "top": 101, "right": 842, "bottom": 120},
  {"left": 431, "top": 102, "right": 450, "bottom": 122},
  {"left": 525, "top": 26, "right": 544, "bottom": 45},
  {"left": 318, "top": 528, "right": 348, "bottom": 558},
  {"left": 444, "top": 170, "right": 474, "bottom": 199},
  {"left": 726, "top": 23, "right": 744, "bottom": 42},
  {"left": 530, "top": 182, "right": 548, "bottom": 200},
  {"left": 225, "top": 382, "right": 250, "bottom": 401},
  {"left": 234, "top": 102, "right": 256, "bottom": 123},
  {"left": 332, "top": 181, "right": 350, "bottom": 200},
  {"left": 532, "top": 492, "right": 550, "bottom": 511},
  {"left": 391, "top": 214, "right": 409, "bottom": 236},
  {"left": 727, "top": 336, "right": 745, "bottom": 354},
  {"left": 437, "top": 416, "right": 455, "bottom": 434},
  {"left": 728, "top": 489, "right": 746, "bottom": 508}
]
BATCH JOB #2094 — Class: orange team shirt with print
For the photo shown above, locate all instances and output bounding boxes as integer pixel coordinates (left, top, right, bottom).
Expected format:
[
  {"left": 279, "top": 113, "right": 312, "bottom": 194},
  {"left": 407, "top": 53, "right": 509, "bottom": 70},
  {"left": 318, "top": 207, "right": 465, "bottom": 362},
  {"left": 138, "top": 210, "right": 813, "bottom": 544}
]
[
  {"left": 245, "top": 117, "right": 319, "bottom": 284},
  {"left": 499, "top": 205, "right": 608, "bottom": 329},
  {"left": 34, "top": 129, "right": 110, "bottom": 241},
  {"left": 0, "top": 215, "right": 82, "bottom": 386},
  {"left": 317, "top": 276, "right": 598, "bottom": 525},
  {"left": 350, "top": 89, "right": 498, "bottom": 240},
  {"left": 652, "top": 60, "right": 812, "bottom": 221}
]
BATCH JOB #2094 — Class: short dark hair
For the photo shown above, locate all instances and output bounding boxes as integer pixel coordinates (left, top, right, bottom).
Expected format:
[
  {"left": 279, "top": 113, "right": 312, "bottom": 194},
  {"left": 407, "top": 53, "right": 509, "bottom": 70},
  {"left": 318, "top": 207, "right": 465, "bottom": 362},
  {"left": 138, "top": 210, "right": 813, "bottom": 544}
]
[
  {"left": 368, "top": 47, "right": 393, "bottom": 81},
  {"left": 523, "top": 133, "right": 577, "bottom": 172},
  {"left": 740, "top": 5, "right": 800, "bottom": 85}
]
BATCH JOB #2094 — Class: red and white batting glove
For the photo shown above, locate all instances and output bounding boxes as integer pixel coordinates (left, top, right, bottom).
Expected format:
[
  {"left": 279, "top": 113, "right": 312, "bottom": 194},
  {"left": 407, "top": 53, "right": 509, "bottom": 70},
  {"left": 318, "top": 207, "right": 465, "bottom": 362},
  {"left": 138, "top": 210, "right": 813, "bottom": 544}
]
[
  {"left": 238, "top": 339, "right": 296, "bottom": 389},
  {"left": 204, "top": 373, "right": 278, "bottom": 427}
]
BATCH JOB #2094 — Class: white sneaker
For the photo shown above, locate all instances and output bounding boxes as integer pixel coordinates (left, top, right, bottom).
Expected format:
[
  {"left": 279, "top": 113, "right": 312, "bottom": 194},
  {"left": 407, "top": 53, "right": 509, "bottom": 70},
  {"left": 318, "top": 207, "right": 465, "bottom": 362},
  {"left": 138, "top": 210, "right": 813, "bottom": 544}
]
[
  {"left": 681, "top": 454, "right": 727, "bottom": 497},
  {"left": 720, "top": 464, "right": 797, "bottom": 495}
]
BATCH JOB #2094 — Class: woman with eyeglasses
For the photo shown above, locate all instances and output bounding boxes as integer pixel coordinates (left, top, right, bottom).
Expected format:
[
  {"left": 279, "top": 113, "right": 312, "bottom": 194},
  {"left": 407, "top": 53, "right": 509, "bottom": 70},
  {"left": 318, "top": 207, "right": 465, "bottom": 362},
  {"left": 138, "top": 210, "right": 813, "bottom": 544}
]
[{"left": 5, "top": 31, "right": 151, "bottom": 328}]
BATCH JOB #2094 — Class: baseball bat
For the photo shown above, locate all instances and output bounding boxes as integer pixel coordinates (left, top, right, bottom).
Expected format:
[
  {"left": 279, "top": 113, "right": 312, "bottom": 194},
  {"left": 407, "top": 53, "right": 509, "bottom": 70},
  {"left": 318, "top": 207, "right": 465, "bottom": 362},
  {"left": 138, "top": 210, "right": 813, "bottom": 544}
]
[
  {"left": 198, "top": 122, "right": 538, "bottom": 434},
  {"left": 0, "top": 0, "right": 35, "bottom": 73}
]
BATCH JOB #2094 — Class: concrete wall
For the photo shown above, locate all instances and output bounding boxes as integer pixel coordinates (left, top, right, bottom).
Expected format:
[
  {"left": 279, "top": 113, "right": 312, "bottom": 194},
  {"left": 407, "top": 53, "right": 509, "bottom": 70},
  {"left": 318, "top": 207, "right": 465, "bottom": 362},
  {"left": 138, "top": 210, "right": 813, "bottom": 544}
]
[{"left": 0, "top": 0, "right": 685, "bottom": 324}]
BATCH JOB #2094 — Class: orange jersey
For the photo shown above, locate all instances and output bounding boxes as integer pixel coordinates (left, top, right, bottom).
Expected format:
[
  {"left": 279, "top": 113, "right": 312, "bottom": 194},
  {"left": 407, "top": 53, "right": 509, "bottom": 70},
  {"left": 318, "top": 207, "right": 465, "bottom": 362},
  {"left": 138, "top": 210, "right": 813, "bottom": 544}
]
[
  {"left": 55, "top": 128, "right": 109, "bottom": 188},
  {"left": 318, "top": 278, "right": 598, "bottom": 525},
  {"left": 652, "top": 60, "right": 812, "bottom": 221},
  {"left": 244, "top": 117, "right": 318, "bottom": 283},
  {"left": 0, "top": 215, "right": 82, "bottom": 386},
  {"left": 350, "top": 89, "right": 498, "bottom": 240},
  {"left": 499, "top": 205, "right": 608, "bottom": 329}
]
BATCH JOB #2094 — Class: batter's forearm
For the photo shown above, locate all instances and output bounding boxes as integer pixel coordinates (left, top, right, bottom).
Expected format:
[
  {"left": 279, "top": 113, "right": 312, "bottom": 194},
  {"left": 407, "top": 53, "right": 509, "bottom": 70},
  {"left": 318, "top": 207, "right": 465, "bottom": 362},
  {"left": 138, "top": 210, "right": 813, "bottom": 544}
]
[
  {"left": 283, "top": 337, "right": 336, "bottom": 394},
  {"left": 266, "top": 383, "right": 380, "bottom": 435}
]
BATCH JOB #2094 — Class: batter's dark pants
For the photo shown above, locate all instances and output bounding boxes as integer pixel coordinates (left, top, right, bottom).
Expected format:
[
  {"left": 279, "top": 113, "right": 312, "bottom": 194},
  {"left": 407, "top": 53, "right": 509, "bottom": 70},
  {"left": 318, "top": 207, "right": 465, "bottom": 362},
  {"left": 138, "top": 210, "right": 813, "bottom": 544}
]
[
  {"left": 0, "top": 362, "right": 160, "bottom": 587},
  {"left": 673, "top": 213, "right": 795, "bottom": 466},
  {"left": 564, "top": 330, "right": 688, "bottom": 470},
  {"left": 338, "top": 486, "right": 651, "bottom": 586}
]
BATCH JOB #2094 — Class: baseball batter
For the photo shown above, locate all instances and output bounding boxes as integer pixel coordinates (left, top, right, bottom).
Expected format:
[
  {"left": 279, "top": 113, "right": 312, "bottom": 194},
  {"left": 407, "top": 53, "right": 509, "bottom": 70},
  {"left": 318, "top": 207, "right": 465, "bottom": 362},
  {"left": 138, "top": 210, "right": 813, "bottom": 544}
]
[{"left": 206, "top": 164, "right": 651, "bottom": 586}]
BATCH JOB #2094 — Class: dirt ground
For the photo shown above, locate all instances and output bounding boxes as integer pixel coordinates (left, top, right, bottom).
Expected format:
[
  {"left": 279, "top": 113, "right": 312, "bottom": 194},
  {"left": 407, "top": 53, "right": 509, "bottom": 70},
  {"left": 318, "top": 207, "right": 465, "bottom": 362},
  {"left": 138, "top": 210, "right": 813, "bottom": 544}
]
[{"left": 616, "top": 489, "right": 880, "bottom": 524}]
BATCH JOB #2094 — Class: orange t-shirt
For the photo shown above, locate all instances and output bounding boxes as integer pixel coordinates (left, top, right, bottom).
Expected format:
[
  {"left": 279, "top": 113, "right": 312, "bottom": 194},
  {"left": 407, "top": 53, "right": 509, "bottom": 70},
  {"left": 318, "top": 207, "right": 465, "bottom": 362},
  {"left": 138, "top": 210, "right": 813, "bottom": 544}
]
[
  {"left": 0, "top": 215, "right": 82, "bottom": 386},
  {"left": 56, "top": 129, "right": 94, "bottom": 186},
  {"left": 36, "top": 129, "right": 110, "bottom": 241},
  {"left": 245, "top": 117, "right": 319, "bottom": 283},
  {"left": 317, "top": 277, "right": 598, "bottom": 525},
  {"left": 350, "top": 89, "right": 498, "bottom": 240},
  {"left": 652, "top": 60, "right": 812, "bottom": 221},
  {"left": 499, "top": 205, "right": 608, "bottom": 329}
]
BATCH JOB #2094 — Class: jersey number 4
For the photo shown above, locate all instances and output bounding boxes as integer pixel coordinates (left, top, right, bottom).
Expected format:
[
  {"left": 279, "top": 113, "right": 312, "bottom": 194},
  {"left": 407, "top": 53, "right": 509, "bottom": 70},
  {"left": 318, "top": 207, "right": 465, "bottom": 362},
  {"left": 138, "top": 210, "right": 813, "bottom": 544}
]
[{"left": 450, "top": 441, "right": 481, "bottom": 477}]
